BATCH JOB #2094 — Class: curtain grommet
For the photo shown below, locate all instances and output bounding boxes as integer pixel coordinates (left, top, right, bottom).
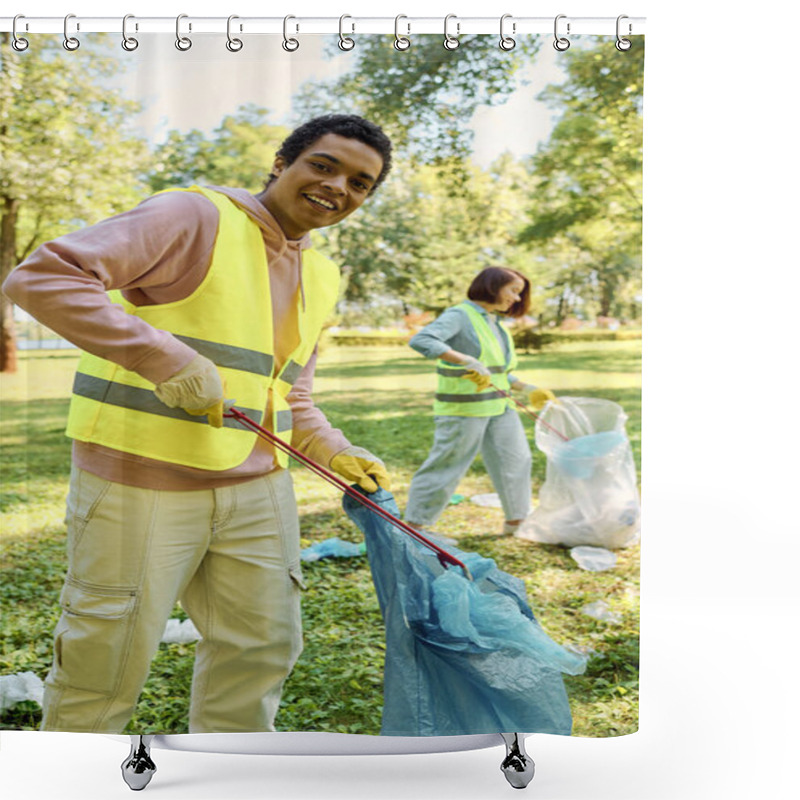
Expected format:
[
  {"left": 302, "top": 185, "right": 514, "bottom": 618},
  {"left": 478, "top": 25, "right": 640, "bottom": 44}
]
[
  {"left": 616, "top": 15, "right": 632, "bottom": 51},
  {"left": 121, "top": 14, "right": 139, "bottom": 51},
  {"left": 226, "top": 15, "right": 243, "bottom": 52},
  {"left": 11, "top": 15, "right": 29, "bottom": 51},
  {"left": 553, "top": 14, "right": 570, "bottom": 51},
  {"left": 338, "top": 14, "right": 355, "bottom": 51},
  {"left": 394, "top": 15, "right": 411, "bottom": 51},
  {"left": 282, "top": 15, "right": 300, "bottom": 52},
  {"left": 63, "top": 13, "right": 80, "bottom": 51},
  {"left": 499, "top": 14, "right": 516, "bottom": 51},
  {"left": 175, "top": 14, "right": 192, "bottom": 51},
  {"left": 443, "top": 14, "right": 460, "bottom": 50}
]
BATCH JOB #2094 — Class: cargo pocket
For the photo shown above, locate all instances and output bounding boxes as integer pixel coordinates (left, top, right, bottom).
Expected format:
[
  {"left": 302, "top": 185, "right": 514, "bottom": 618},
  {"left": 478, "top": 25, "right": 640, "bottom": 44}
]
[
  {"left": 65, "top": 469, "right": 111, "bottom": 557},
  {"left": 51, "top": 579, "right": 138, "bottom": 695},
  {"left": 288, "top": 563, "right": 307, "bottom": 592}
]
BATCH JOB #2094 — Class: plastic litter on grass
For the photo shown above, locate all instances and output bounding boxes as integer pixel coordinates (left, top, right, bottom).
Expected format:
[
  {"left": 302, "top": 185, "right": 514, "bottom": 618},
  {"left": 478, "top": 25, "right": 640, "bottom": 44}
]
[
  {"left": 161, "top": 618, "right": 202, "bottom": 644},
  {"left": 470, "top": 492, "right": 502, "bottom": 508},
  {"left": 570, "top": 546, "right": 618, "bottom": 572},
  {"left": 0, "top": 672, "right": 44, "bottom": 712},
  {"left": 301, "top": 537, "right": 366, "bottom": 562},
  {"left": 580, "top": 600, "right": 622, "bottom": 624}
]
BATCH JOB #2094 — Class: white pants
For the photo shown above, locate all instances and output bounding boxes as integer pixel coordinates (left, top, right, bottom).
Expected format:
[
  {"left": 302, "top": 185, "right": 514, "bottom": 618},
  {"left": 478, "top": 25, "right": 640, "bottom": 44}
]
[
  {"left": 405, "top": 407, "right": 532, "bottom": 528},
  {"left": 41, "top": 467, "right": 304, "bottom": 733}
]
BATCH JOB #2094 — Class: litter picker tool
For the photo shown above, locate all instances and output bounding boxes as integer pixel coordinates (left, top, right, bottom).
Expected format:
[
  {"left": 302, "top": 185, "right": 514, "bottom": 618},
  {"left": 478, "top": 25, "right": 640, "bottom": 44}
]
[
  {"left": 223, "top": 406, "right": 470, "bottom": 578},
  {"left": 481, "top": 380, "right": 569, "bottom": 441}
]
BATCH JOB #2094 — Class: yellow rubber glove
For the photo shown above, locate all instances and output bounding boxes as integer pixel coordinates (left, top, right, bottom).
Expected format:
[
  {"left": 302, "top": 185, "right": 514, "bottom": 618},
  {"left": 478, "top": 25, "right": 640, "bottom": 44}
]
[
  {"left": 528, "top": 387, "right": 557, "bottom": 412},
  {"left": 460, "top": 355, "right": 493, "bottom": 391},
  {"left": 331, "top": 446, "right": 392, "bottom": 493},
  {"left": 464, "top": 371, "right": 493, "bottom": 391},
  {"left": 154, "top": 354, "right": 225, "bottom": 428}
]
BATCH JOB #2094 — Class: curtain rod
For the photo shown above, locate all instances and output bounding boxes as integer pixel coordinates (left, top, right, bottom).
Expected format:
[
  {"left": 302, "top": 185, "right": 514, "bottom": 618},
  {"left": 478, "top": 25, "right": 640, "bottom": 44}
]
[{"left": 0, "top": 16, "right": 646, "bottom": 37}]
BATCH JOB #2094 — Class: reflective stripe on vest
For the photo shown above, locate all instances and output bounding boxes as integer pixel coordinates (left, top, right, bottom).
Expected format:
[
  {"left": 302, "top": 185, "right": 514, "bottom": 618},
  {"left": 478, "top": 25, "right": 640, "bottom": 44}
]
[
  {"left": 433, "top": 302, "right": 518, "bottom": 417},
  {"left": 65, "top": 185, "right": 340, "bottom": 470}
]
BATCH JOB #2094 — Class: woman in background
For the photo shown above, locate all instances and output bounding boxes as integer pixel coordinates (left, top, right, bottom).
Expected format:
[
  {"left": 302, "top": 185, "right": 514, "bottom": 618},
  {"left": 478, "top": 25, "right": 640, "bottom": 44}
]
[{"left": 405, "top": 267, "right": 555, "bottom": 536}]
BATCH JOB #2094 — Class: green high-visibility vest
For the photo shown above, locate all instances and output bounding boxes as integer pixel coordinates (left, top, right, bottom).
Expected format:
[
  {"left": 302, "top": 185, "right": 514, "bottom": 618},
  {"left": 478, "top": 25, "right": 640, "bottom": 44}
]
[
  {"left": 434, "top": 302, "right": 518, "bottom": 417},
  {"left": 66, "top": 185, "right": 340, "bottom": 470}
]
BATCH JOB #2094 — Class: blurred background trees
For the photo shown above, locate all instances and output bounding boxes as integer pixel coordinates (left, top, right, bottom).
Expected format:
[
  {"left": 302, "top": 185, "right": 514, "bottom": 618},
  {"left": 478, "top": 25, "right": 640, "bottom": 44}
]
[{"left": 1, "top": 34, "right": 643, "bottom": 369}]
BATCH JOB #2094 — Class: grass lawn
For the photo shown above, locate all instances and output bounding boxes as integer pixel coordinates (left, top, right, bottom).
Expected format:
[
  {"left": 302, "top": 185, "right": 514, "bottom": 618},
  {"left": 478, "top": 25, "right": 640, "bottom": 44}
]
[{"left": 0, "top": 341, "right": 640, "bottom": 736}]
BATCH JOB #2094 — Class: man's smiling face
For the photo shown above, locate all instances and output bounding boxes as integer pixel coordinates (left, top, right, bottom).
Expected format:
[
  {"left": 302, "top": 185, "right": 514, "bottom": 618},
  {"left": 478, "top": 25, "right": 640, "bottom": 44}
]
[{"left": 261, "top": 133, "right": 385, "bottom": 239}]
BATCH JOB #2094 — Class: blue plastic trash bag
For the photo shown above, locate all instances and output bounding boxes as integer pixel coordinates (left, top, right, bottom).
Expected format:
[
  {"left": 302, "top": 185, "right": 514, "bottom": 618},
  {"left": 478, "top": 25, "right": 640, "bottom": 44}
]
[
  {"left": 342, "top": 488, "right": 587, "bottom": 737},
  {"left": 301, "top": 537, "right": 366, "bottom": 562},
  {"left": 551, "top": 430, "right": 627, "bottom": 479}
]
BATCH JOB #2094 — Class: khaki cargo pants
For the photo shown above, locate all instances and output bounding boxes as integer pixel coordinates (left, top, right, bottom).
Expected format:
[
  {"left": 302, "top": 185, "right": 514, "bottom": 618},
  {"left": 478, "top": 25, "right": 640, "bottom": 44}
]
[{"left": 41, "top": 467, "right": 305, "bottom": 733}]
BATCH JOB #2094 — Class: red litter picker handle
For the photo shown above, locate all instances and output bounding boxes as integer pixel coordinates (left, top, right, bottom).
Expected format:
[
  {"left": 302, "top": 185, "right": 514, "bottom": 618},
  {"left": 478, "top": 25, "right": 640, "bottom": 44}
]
[{"left": 224, "top": 407, "right": 471, "bottom": 579}]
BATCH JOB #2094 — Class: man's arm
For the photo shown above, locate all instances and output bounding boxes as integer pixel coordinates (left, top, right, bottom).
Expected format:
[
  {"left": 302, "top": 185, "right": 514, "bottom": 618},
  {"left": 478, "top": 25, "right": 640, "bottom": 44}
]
[
  {"left": 286, "top": 349, "right": 351, "bottom": 466},
  {"left": 2, "top": 191, "right": 218, "bottom": 385}
]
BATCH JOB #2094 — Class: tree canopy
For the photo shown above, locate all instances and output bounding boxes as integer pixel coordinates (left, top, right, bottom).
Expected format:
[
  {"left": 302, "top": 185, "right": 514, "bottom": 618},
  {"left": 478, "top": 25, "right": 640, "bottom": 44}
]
[
  {"left": 0, "top": 34, "right": 149, "bottom": 371},
  {"left": 520, "top": 37, "right": 644, "bottom": 322},
  {"left": 2, "top": 33, "right": 644, "bottom": 370}
]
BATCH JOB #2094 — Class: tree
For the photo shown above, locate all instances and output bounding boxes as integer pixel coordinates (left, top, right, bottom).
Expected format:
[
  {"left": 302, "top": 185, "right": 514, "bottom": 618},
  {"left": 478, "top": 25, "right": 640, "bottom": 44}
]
[
  {"left": 147, "top": 105, "right": 289, "bottom": 193},
  {"left": 296, "top": 35, "right": 541, "bottom": 163},
  {"left": 519, "top": 37, "right": 644, "bottom": 322},
  {"left": 0, "top": 34, "right": 149, "bottom": 372},
  {"left": 319, "top": 155, "right": 536, "bottom": 315}
]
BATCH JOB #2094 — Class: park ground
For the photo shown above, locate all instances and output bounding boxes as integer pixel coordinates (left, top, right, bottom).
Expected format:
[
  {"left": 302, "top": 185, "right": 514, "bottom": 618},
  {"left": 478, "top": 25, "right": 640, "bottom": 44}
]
[{"left": 0, "top": 340, "right": 640, "bottom": 736}]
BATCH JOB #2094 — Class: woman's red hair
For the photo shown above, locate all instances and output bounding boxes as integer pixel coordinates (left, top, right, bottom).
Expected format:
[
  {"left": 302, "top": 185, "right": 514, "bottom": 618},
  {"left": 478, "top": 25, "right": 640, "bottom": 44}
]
[{"left": 467, "top": 267, "right": 531, "bottom": 318}]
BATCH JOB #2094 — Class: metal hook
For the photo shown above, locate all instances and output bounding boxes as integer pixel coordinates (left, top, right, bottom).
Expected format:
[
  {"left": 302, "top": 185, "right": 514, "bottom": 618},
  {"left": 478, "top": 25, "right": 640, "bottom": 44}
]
[
  {"left": 394, "top": 15, "right": 411, "bottom": 51},
  {"left": 11, "top": 15, "right": 29, "bottom": 51},
  {"left": 175, "top": 14, "right": 192, "bottom": 51},
  {"left": 122, "top": 14, "right": 139, "bottom": 51},
  {"left": 616, "top": 14, "right": 632, "bottom": 51},
  {"left": 63, "top": 13, "right": 80, "bottom": 51},
  {"left": 443, "top": 14, "right": 460, "bottom": 50},
  {"left": 338, "top": 14, "right": 355, "bottom": 51},
  {"left": 282, "top": 15, "right": 299, "bottom": 52},
  {"left": 499, "top": 14, "right": 516, "bottom": 51},
  {"left": 226, "top": 15, "right": 243, "bottom": 52},
  {"left": 553, "top": 14, "right": 570, "bottom": 51}
]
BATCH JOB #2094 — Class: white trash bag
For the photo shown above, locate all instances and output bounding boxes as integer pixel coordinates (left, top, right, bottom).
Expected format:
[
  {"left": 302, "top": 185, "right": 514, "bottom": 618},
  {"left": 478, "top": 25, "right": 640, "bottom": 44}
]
[{"left": 517, "top": 397, "right": 640, "bottom": 549}]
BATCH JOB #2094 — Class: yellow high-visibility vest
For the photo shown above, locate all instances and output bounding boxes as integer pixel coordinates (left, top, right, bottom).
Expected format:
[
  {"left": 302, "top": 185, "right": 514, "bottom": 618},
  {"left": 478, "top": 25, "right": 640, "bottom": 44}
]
[
  {"left": 66, "top": 185, "right": 340, "bottom": 470},
  {"left": 434, "top": 302, "right": 518, "bottom": 417}
]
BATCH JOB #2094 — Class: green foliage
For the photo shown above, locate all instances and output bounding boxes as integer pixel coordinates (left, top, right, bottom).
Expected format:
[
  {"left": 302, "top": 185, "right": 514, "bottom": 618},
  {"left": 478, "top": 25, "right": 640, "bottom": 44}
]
[
  {"left": 146, "top": 104, "right": 290, "bottom": 193},
  {"left": 328, "top": 331, "right": 411, "bottom": 346},
  {"left": 0, "top": 34, "right": 150, "bottom": 260},
  {"left": 520, "top": 37, "right": 644, "bottom": 323},
  {"left": 513, "top": 326, "right": 642, "bottom": 352},
  {"left": 297, "top": 35, "right": 542, "bottom": 163},
  {"left": 319, "top": 156, "right": 537, "bottom": 311}
]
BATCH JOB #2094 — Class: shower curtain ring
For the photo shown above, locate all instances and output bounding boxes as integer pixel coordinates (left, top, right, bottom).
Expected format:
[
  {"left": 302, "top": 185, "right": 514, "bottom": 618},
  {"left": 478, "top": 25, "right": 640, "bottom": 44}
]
[
  {"left": 443, "top": 14, "right": 460, "bottom": 50},
  {"left": 226, "top": 15, "right": 243, "bottom": 51},
  {"left": 11, "top": 15, "right": 29, "bottom": 51},
  {"left": 616, "top": 15, "right": 632, "bottom": 51},
  {"left": 394, "top": 15, "right": 411, "bottom": 51},
  {"left": 553, "top": 14, "right": 570, "bottom": 51},
  {"left": 122, "top": 15, "right": 139, "bottom": 51},
  {"left": 63, "top": 14, "right": 80, "bottom": 51},
  {"left": 283, "top": 15, "right": 300, "bottom": 51},
  {"left": 175, "top": 14, "right": 192, "bottom": 51},
  {"left": 338, "top": 15, "right": 355, "bottom": 51},
  {"left": 499, "top": 14, "right": 516, "bottom": 51}
]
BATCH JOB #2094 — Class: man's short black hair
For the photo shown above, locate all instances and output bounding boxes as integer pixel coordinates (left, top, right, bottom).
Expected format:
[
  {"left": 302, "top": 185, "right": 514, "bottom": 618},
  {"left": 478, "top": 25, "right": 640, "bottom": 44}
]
[{"left": 274, "top": 114, "right": 393, "bottom": 193}]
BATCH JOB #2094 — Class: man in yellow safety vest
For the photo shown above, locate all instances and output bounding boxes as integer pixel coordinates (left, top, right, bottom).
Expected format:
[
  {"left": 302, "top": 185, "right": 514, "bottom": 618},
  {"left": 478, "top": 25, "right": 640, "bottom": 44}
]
[{"left": 2, "top": 115, "right": 393, "bottom": 734}]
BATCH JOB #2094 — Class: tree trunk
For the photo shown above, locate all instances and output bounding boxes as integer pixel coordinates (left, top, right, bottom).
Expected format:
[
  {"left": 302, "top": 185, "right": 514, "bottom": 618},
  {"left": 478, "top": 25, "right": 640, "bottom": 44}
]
[
  {"left": 599, "top": 279, "right": 615, "bottom": 319},
  {"left": 555, "top": 288, "right": 568, "bottom": 326},
  {"left": 1, "top": 195, "right": 20, "bottom": 373}
]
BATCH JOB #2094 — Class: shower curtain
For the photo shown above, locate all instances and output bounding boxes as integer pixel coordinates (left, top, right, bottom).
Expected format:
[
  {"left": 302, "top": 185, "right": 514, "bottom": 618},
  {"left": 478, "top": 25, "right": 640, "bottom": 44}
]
[{"left": 0, "top": 21, "right": 643, "bottom": 743}]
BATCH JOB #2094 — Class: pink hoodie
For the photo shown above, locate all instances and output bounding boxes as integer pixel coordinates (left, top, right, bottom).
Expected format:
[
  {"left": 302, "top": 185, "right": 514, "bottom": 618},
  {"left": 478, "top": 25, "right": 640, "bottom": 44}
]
[{"left": 3, "top": 186, "right": 350, "bottom": 489}]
